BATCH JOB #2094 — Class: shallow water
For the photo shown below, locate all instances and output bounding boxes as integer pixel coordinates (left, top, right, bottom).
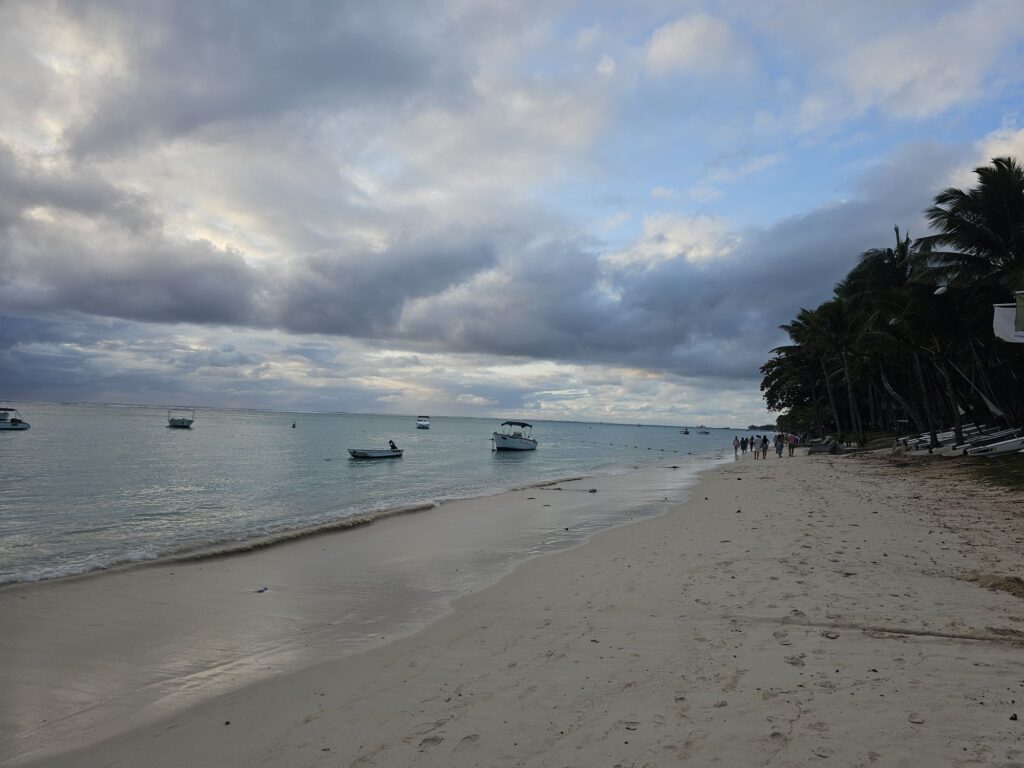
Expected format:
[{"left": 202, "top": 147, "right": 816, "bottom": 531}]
[{"left": 0, "top": 403, "right": 741, "bottom": 583}]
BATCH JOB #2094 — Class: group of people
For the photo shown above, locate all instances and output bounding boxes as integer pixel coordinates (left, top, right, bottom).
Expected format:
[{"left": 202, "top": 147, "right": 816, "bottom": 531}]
[{"left": 732, "top": 432, "right": 798, "bottom": 459}]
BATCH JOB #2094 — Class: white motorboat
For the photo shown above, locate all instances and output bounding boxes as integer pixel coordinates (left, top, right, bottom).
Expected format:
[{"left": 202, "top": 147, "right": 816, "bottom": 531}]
[
  {"left": 680, "top": 428, "right": 690, "bottom": 435},
  {"left": 348, "top": 448, "right": 404, "bottom": 459},
  {"left": 492, "top": 421, "right": 537, "bottom": 451},
  {"left": 0, "top": 408, "right": 30, "bottom": 430},
  {"left": 167, "top": 409, "right": 195, "bottom": 429},
  {"left": 416, "top": 416, "right": 431, "bottom": 429},
  {"left": 966, "top": 434, "right": 1024, "bottom": 457},
  {"left": 696, "top": 425, "right": 710, "bottom": 435}
]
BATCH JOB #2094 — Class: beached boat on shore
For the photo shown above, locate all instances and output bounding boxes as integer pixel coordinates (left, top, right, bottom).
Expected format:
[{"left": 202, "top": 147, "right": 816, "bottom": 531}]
[
  {"left": 348, "top": 448, "right": 404, "bottom": 459},
  {"left": 492, "top": 421, "right": 537, "bottom": 451},
  {"left": 0, "top": 408, "right": 30, "bottom": 431},
  {"left": 966, "top": 434, "right": 1024, "bottom": 456}
]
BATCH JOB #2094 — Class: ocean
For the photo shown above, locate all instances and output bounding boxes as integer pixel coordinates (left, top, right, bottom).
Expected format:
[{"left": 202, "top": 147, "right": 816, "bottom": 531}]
[{"left": 0, "top": 402, "right": 739, "bottom": 585}]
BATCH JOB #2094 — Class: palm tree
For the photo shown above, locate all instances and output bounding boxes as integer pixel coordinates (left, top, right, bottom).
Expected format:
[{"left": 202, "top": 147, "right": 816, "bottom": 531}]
[{"left": 917, "top": 156, "right": 1024, "bottom": 295}]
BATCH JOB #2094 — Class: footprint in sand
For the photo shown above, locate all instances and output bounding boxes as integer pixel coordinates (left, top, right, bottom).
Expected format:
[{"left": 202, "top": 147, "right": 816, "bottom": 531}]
[
  {"left": 772, "top": 630, "right": 792, "bottom": 646},
  {"left": 785, "top": 653, "right": 806, "bottom": 668},
  {"left": 455, "top": 734, "right": 480, "bottom": 751},
  {"left": 418, "top": 736, "right": 444, "bottom": 751}
]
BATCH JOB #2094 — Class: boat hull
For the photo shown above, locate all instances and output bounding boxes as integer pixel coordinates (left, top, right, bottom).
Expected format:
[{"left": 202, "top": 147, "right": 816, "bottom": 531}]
[
  {"left": 966, "top": 436, "right": 1024, "bottom": 456},
  {"left": 167, "top": 419, "right": 193, "bottom": 429},
  {"left": 492, "top": 432, "right": 537, "bottom": 451},
  {"left": 0, "top": 422, "right": 29, "bottom": 430},
  {"left": 348, "top": 449, "right": 404, "bottom": 459}
]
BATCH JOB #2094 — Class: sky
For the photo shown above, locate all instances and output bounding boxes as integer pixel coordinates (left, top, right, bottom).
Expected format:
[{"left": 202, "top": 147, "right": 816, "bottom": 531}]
[{"left": 2, "top": 0, "right": 1024, "bottom": 426}]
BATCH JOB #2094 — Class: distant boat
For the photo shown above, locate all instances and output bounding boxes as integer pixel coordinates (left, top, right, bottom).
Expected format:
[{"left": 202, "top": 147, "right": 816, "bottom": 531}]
[
  {"left": 348, "top": 448, "right": 403, "bottom": 459},
  {"left": 680, "top": 428, "right": 690, "bottom": 435},
  {"left": 696, "top": 425, "right": 710, "bottom": 435},
  {"left": 416, "top": 416, "right": 431, "bottom": 429},
  {"left": 492, "top": 421, "right": 537, "bottom": 451},
  {"left": 0, "top": 407, "right": 30, "bottom": 431},
  {"left": 167, "top": 409, "right": 195, "bottom": 429}
]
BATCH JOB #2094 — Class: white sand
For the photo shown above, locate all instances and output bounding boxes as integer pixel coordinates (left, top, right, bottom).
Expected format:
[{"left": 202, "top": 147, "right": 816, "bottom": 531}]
[{"left": 5, "top": 453, "right": 1024, "bottom": 766}]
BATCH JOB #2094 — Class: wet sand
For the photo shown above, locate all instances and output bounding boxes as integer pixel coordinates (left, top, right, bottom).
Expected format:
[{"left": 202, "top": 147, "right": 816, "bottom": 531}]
[{"left": 4, "top": 452, "right": 1024, "bottom": 766}]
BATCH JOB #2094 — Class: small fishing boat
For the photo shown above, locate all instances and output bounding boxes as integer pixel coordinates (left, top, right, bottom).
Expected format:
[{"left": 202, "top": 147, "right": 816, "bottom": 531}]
[
  {"left": 492, "top": 421, "right": 537, "bottom": 451},
  {"left": 679, "top": 427, "right": 690, "bottom": 435},
  {"left": 348, "top": 448, "right": 404, "bottom": 459},
  {"left": 0, "top": 407, "right": 30, "bottom": 431},
  {"left": 167, "top": 409, "right": 195, "bottom": 429},
  {"left": 696, "top": 425, "right": 710, "bottom": 435},
  {"left": 416, "top": 416, "right": 431, "bottom": 429}
]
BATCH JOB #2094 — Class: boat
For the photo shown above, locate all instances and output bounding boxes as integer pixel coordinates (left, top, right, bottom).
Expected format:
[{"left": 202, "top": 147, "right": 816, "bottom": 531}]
[
  {"left": 966, "top": 434, "right": 1024, "bottom": 457},
  {"left": 492, "top": 421, "right": 538, "bottom": 451},
  {"left": 696, "top": 425, "right": 710, "bottom": 435},
  {"left": 348, "top": 448, "right": 404, "bottom": 459},
  {"left": 416, "top": 416, "right": 431, "bottom": 429},
  {"left": 167, "top": 409, "right": 195, "bottom": 429},
  {"left": 679, "top": 428, "right": 690, "bottom": 435},
  {"left": 0, "top": 407, "right": 30, "bottom": 431}
]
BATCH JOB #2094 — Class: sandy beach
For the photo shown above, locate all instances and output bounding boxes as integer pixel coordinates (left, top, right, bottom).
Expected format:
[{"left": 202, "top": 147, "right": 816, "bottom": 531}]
[{"left": 4, "top": 452, "right": 1024, "bottom": 767}]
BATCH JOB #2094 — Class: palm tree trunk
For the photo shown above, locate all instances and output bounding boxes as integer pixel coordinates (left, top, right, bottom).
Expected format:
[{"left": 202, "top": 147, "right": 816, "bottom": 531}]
[
  {"left": 820, "top": 357, "right": 843, "bottom": 436},
  {"left": 913, "top": 353, "right": 940, "bottom": 449},
  {"left": 880, "top": 364, "right": 923, "bottom": 432},
  {"left": 840, "top": 347, "right": 863, "bottom": 444},
  {"left": 933, "top": 356, "right": 964, "bottom": 445}
]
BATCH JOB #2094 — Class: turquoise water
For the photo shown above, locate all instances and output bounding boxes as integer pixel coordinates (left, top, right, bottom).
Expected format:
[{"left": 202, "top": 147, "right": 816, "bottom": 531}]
[{"left": 0, "top": 403, "right": 739, "bottom": 584}]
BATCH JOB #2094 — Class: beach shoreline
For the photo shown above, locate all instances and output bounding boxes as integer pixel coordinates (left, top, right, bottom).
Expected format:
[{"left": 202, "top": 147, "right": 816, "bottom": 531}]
[
  {"left": 0, "top": 457, "right": 721, "bottom": 766},
  {"left": 5, "top": 451, "right": 1024, "bottom": 767}
]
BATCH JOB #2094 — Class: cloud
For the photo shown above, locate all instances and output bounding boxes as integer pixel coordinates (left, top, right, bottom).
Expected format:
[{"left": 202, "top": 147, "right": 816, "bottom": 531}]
[
  {"left": 687, "top": 153, "right": 783, "bottom": 201},
  {"left": 645, "top": 14, "right": 751, "bottom": 76},
  {"left": 836, "top": 2, "right": 1023, "bottom": 120},
  {"left": 604, "top": 214, "right": 739, "bottom": 267}
]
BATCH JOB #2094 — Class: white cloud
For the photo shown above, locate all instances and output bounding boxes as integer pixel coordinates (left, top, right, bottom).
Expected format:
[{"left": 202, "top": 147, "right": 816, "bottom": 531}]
[
  {"left": 650, "top": 186, "right": 678, "bottom": 200},
  {"left": 645, "top": 14, "right": 750, "bottom": 75},
  {"left": 596, "top": 55, "right": 616, "bottom": 76},
  {"left": 604, "top": 213, "right": 739, "bottom": 268},
  {"left": 948, "top": 122, "right": 1024, "bottom": 188},
  {"left": 688, "top": 153, "right": 783, "bottom": 201}
]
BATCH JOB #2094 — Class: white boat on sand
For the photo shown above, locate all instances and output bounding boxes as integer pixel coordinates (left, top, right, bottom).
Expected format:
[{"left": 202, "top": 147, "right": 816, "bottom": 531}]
[
  {"left": 966, "top": 434, "right": 1024, "bottom": 457},
  {"left": 0, "top": 408, "right": 30, "bottom": 430},
  {"left": 416, "top": 416, "right": 431, "bottom": 429},
  {"left": 492, "top": 421, "right": 537, "bottom": 451},
  {"left": 348, "top": 448, "right": 404, "bottom": 459},
  {"left": 167, "top": 409, "right": 195, "bottom": 429}
]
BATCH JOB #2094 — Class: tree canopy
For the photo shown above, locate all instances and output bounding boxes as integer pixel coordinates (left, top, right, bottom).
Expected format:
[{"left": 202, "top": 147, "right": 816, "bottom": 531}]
[{"left": 762, "top": 157, "right": 1024, "bottom": 443}]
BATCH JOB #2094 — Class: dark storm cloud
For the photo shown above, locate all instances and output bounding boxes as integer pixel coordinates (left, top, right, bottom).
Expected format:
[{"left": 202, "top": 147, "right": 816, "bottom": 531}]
[
  {"left": 63, "top": 0, "right": 466, "bottom": 156},
  {"left": 385, "top": 146, "right": 956, "bottom": 378},
  {"left": 272, "top": 236, "right": 500, "bottom": 337},
  {"left": 0, "top": 143, "right": 154, "bottom": 231},
  {"left": 0, "top": 142, "right": 959, "bottom": 382}
]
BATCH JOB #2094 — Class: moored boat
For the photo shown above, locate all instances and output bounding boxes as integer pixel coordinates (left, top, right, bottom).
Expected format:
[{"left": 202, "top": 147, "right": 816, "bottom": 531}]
[
  {"left": 416, "top": 416, "right": 431, "bottom": 429},
  {"left": 0, "top": 407, "right": 30, "bottom": 431},
  {"left": 348, "top": 448, "right": 404, "bottom": 459},
  {"left": 167, "top": 409, "right": 195, "bottom": 429},
  {"left": 492, "top": 421, "right": 537, "bottom": 451}
]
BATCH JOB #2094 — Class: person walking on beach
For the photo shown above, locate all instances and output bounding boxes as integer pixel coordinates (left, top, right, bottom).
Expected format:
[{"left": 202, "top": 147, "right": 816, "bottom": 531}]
[
  {"left": 740, "top": 436, "right": 748, "bottom": 455},
  {"left": 752, "top": 435, "right": 760, "bottom": 459},
  {"left": 787, "top": 433, "right": 798, "bottom": 457},
  {"left": 761, "top": 435, "right": 770, "bottom": 459},
  {"left": 733, "top": 436, "right": 740, "bottom": 457},
  {"left": 774, "top": 433, "right": 784, "bottom": 458}
]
